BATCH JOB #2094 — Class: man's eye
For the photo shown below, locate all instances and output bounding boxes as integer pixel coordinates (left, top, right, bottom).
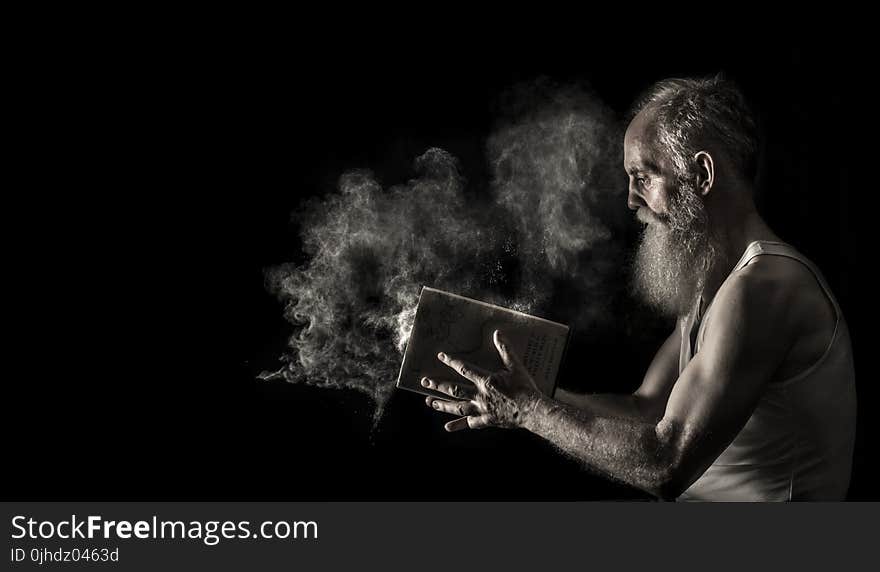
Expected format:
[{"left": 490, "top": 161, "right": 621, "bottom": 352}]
[{"left": 637, "top": 177, "right": 648, "bottom": 187}]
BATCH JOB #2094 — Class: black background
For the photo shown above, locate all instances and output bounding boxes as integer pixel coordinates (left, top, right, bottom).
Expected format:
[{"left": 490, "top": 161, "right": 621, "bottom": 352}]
[{"left": 10, "top": 29, "right": 869, "bottom": 500}]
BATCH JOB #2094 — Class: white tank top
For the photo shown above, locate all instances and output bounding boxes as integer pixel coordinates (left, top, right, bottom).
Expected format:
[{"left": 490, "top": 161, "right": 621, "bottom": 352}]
[{"left": 677, "top": 241, "right": 856, "bottom": 501}]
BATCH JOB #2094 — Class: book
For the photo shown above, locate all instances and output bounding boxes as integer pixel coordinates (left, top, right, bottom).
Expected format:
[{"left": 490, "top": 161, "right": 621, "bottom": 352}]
[{"left": 396, "top": 287, "right": 570, "bottom": 399}]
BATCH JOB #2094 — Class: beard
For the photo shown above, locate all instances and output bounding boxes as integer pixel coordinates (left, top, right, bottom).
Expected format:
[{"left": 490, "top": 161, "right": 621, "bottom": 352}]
[{"left": 631, "top": 181, "right": 718, "bottom": 318}]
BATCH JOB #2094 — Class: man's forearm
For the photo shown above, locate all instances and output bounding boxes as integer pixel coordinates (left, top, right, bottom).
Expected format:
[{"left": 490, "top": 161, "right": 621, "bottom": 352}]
[
  {"left": 554, "top": 388, "right": 657, "bottom": 422},
  {"left": 522, "top": 393, "right": 684, "bottom": 499}
]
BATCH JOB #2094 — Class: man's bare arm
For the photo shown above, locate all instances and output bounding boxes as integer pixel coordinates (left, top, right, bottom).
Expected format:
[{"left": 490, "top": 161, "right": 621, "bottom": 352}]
[
  {"left": 554, "top": 329, "right": 681, "bottom": 423},
  {"left": 522, "top": 393, "right": 685, "bottom": 497},
  {"left": 519, "top": 271, "right": 793, "bottom": 497}
]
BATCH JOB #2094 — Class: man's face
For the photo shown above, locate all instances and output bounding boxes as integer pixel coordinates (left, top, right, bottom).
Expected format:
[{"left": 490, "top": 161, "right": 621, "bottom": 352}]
[
  {"left": 624, "top": 108, "right": 716, "bottom": 317},
  {"left": 623, "top": 109, "right": 676, "bottom": 223}
]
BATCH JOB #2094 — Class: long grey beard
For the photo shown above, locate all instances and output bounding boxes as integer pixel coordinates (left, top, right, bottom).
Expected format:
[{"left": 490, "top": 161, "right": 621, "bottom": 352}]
[{"left": 631, "top": 185, "right": 717, "bottom": 318}]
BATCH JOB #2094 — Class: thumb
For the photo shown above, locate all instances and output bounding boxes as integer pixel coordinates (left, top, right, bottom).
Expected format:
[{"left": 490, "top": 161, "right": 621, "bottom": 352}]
[{"left": 493, "top": 329, "right": 518, "bottom": 370}]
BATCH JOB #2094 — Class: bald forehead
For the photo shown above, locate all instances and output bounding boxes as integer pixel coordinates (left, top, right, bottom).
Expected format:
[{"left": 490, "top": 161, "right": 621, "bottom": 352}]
[
  {"left": 624, "top": 108, "right": 663, "bottom": 174},
  {"left": 625, "top": 107, "right": 659, "bottom": 149}
]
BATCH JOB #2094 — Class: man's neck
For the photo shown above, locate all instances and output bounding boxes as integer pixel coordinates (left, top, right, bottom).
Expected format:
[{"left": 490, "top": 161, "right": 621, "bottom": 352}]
[{"left": 701, "top": 205, "right": 779, "bottom": 307}]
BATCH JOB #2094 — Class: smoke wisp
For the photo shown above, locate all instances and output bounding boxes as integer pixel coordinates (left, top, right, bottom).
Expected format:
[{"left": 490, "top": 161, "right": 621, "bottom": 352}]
[{"left": 263, "top": 84, "right": 626, "bottom": 418}]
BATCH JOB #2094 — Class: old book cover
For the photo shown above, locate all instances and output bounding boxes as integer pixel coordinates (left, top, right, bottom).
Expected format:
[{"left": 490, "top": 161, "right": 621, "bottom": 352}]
[{"left": 397, "top": 287, "right": 570, "bottom": 399}]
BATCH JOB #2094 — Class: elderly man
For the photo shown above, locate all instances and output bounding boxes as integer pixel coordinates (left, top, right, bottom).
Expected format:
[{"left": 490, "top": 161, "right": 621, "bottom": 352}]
[{"left": 422, "top": 76, "right": 856, "bottom": 501}]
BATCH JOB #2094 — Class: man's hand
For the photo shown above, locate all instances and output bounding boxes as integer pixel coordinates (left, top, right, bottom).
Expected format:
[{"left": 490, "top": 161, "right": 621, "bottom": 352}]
[{"left": 423, "top": 330, "right": 541, "bottom": 432}]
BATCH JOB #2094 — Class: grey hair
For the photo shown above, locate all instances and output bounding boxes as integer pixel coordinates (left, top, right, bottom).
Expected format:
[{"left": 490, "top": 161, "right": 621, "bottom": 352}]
[{"left": 631, "top": 75, "right": 760, "bottom": 182}]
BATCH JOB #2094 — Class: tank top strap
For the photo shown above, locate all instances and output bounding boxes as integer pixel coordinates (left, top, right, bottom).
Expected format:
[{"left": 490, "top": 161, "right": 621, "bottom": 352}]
[
  {"left": 694, "top": 240, "right": 841, "bottom": 357},
  {"left": 732, "top": 241, "right": 841, "bottom": 318}
]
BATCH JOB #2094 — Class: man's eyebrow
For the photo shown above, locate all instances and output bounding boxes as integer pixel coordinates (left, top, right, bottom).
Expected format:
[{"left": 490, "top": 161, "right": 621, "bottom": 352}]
[
  {"left": 627, "top": 164, "right": 658, "bottom": 176},
  {"left": 631, "top": 162, "right": 660, "bottom": 175}
]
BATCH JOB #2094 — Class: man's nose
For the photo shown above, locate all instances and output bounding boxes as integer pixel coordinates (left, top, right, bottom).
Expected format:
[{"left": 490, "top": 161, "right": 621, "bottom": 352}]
[{"left": 627, "top": 182, "right": 646, "bottom": 211}]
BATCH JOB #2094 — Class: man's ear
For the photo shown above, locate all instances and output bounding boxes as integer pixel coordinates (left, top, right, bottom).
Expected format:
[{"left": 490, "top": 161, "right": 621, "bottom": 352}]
[{"left": 694, "top": 151, "right": 714, "bottom": 196}]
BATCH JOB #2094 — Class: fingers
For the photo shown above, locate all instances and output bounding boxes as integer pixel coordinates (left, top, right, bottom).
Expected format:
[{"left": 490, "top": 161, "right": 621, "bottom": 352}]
[
  {"left": 444, "top": 415, "right": 492, "bottom": 432},
  {"left": 493, "top": 329, "right": 522, "bottom": 371},
  {"left": 426, "top": 396, "right": 480, "bottom": 417},
  {"left": 444, "top": 417, "right": 470, "bottom": 432},
  {"left": 467, "top": 415, "right": 493, "bottom": 430},
  {"left": 421, "top": 377, "right": 476, "bottom": 400},
  {"left": 437, "top": 352, "right": 490, "bottom": 385}
]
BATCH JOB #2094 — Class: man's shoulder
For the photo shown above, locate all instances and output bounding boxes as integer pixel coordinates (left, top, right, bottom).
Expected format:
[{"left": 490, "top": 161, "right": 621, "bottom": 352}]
[
  {"left": 717, "top": 252, "right": 836, "bottom": 350},
  {"left": 711, "top": 261, "right": 794, "bottom": 332},
  {"left": 692, "top": 256, "right": 805, "bottom": 384},
  {"left": 736, "top": 252, "right": 829, "bottom": 313}
]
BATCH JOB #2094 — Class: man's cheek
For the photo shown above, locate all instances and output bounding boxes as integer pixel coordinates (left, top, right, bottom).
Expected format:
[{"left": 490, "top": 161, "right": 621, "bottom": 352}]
[
  {"left": 651, "top": 198, "right": 670, "bottom": 218},
  {"left": 650, "top": 184, "right": 674, "bottom": 214}
]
